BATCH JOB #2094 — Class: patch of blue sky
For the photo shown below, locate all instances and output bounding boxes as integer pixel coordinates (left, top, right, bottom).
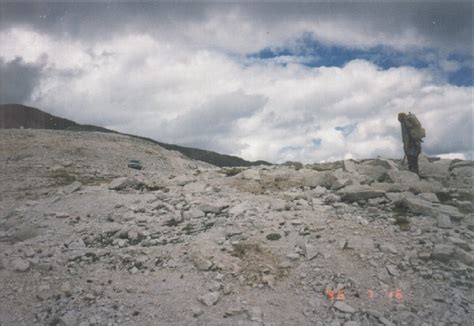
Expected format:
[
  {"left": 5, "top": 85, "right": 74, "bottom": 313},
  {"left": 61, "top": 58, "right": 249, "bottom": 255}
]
[
  {"left": 335, "top": 123, "right": 357, "bottom": 137},
  {"left": 311, "top": 138, "right": 322, "bottom": 147},
  {"left": 247, "top": 35, "right": 473, "bottom": 86},
  {"left": 447, "top": 66, "right": 473, "bottom": 86}
]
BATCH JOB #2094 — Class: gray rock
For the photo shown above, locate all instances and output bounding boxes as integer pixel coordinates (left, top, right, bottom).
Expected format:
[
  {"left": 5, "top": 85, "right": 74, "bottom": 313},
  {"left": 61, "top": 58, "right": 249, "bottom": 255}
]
[
  {"left": 303, "top": 243, "right": 319, "bottom": 260},
  {"left": 62, "top": 181, "right": 82, "bottom": 194},
  {"left": 192, "top": 255, "right": 213, "bottom": 271},
  {"left": 225, "top": 306, "right": 244, "bottom": 317},
  {"left": 11, "top": 258, "right": 30, "bottom": 272},
  {"left": 241, "top": 169, "right": 260, "bottom": 180},
  {"left": 262, "top": 274, "right": 276, "bottom": 288},
  {"left": 174, "top": 175, "right": 193, "bottom": 186},
  {"left": 337, "top": 239, "right": 348, "bottom": 250},
  {"left": 418, "top": 156, "right": 451, "bottom": 179},
  {"left": 386, "top": 264, "right": 399, "bottom": 277},
  {"left": 374, "top": 158, "right": 399, "bottom": 170},
  {"left": 198, "top": 291, "right": 220, "bottom": 306},
  {"left": 344, "top": 322, "right": 361, "bottom": 326},
  {"left": 60, "top": 281, "right": 72, "bottom": 296},
  {"left": 409, "top": 180, "right": 443, "bottom": 195},
  {"left": 325, "top": 194, "right": 341, "bottom": 204},
  {"left": 449, "top": 160, "right": 474, "bottom": 171},
  {"left": 418, "top": 192, "right": 439, "bottom": 203},
  {"left": 247, "top": 306, "right": 263, "bottom": 322},
  {"left": 270, "top": 198, "right": 287, "bottom": 211},
  {"left": 191, "top": 306, "right": 203, "bottom": 317},
  {"left": 448, "top": 236, "right": 471, "bottom": 252},
  {"left": 68, "top": 239, "right": 86, "bottom": 250},
  {"left": 379, "top": 243, "right": 398, "bottom": 254},
  {"left": 385, "top": 191, "right": 414, "bottom": 202},
  {"left": 454, "top": 200, "right": 473, "bottom": 213},
  {"left": 436, "top": 214, "right": 452, "bottom": 229},
  {"left": 333, "top": 301, "right": 356, "bottom": 314},
  {"left": 384, "top": 170, "right": 419, "bottom": 184},
  {"left": 109, "top": 177, "right": 144, "bottom": 191},
  {"left": 454, "top": 248, "right": 474, "bottom": 266},
  {"left": 229, "top": 201, "right": 250, "bottom": 216},
  {"left": 395, "top": 197, "right": 463, "bottom": 219},
  {"left": 23, "top": 247, "right": 36, "bottom": 258},
  {"left": 379, "top": 317, "right": 396, "bottom": 326},
  {"left": 197, "top": 202, "right": 228, "bottom": 214},
  {"left": 55, "top": 212, "right": 70, "bottom": 218},
  {"left": 286, "top": 253, "right": 300, "bottom": 261},
  {"left": 337, "top": 185, "right": 386, "bottom": 202},
  {"left": 182, "top": 208, "right": 205, "bottom": 220},
  {"left": 432, "top": 244, "right": 455, "bottom": 263},
  {"left": 59, "top": 311, "right": 79, "bottom": 325},
  {"left": 266, "top": 233, "right": 281, "bottom": 241},
  {"left": 343, "top": 160, "right": 358, "bottom": 173}
]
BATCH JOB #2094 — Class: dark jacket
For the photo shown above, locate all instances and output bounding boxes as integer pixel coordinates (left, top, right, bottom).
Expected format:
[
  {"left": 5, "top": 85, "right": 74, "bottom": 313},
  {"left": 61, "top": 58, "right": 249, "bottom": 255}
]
[{"left": 400, "top": 120, "right": 421, "bottom": 157}]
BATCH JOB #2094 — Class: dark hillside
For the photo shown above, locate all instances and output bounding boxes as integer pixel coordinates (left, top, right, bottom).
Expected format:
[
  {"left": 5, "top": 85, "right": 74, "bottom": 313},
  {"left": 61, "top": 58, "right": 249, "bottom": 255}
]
[{"left": 0, "top": 104, "right": 271, "bottom": 167}]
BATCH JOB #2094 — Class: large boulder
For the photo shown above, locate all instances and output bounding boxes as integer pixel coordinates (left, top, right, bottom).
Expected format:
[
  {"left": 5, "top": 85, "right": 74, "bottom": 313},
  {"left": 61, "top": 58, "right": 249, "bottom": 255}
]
[
  {"left": 300, "top": 170, "right": 338, "bottom": 189},
  {"left": 197, "top": 201, "right": 229, "bottom": 214},
  {"left": 395, "top": 197, "right": 464, "bottom": 219},
  {"left": 336, "top": 185, "right": 386, "bottom": 202},
  {"left": 356, "top": 164, "right": 387, "bottom": 182},
  {"left": 418, "top": 155, "right": 451, "bottom": 180},
  {"left": 373, "top": 158, "right": 399, "bottom": 170},
  {"left": 408, "top": 180, "right": 443, "bottom": 194},
  {"left": 343, "top": 159, "right": 358, "bottom": 173},
  {"left": 383, "top": 170, "right": 419, "bottom": 184}
]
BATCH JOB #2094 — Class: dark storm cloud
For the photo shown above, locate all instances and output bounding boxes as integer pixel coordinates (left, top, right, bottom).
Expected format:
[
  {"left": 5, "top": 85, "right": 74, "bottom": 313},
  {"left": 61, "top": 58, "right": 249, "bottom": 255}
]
[
  {"left": 0, "top": 2, "right": 208, "bottom": 41},
  {"left": 0, "top": 2, "right": 472, "bottom": 53},
  {"left": 0, "top": 57, "right": 45, "bottom": 104}
]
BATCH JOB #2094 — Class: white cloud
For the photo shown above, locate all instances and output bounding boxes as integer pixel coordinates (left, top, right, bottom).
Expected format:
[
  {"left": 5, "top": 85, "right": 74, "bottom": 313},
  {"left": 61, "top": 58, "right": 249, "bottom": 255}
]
[{"left": 2, "top": 27, "right": 472, "bottom": 163}]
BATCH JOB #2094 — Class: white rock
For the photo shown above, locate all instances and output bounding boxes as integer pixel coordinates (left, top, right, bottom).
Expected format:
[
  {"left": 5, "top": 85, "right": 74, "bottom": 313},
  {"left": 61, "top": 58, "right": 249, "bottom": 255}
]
[
  {"left": 379, "top": 243, "right": 398, "bottom": 254},
  {"left": 333, "top": 301, "right": 356, "bottom": 314},
  {"left": 182, "top": 208, "right": 205, "bottom": 219},
  {"left": 60, "top": 281, "right": 72, "bottom": 296},
  {"left": 11, "top": 258, "right": 30, "bottom": 272},
  {"left": 436, "top": 214, "right": 452, "bottom": 229},
  {"left": 198, "top": 292, "right": 220, "bottom": 306},
  {"left": 191, "top": 306, "right": 203, "bottom": 317},
  {"left": 197, "top": 202, "right": 228, "bottom": 214},
  {"left": 262, "top": 274, "right": 275, "bottom": 288},
  {"left": 386, "top": 264, "right": 400, "bottom": 277},
  {"left": 247, "top": 306, "right": 263, "bottom": 322},
  {"left": 192, "top": 254, "right": 213, "bottom": 271},
  {"left": 417, "top": 192, "right": 439, "bottom": 203},
  {"left": 62, "top": 181, "right": 82, "bottom": 194},
  {"left": 303, "top": 243, "right": 319, "bottom": 260}
]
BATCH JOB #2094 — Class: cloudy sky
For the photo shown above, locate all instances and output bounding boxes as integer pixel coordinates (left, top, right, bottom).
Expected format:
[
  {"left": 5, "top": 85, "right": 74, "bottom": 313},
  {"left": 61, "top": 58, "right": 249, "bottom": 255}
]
[{"left": 1, "top": 1, "right": 472, "bottom": 163}]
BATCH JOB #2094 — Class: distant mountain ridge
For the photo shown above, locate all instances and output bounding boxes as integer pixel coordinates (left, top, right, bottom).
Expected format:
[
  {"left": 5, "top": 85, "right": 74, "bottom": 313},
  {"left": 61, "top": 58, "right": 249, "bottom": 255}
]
[{"left": 0, "top": 104, "right": 271, "bottom": 167}]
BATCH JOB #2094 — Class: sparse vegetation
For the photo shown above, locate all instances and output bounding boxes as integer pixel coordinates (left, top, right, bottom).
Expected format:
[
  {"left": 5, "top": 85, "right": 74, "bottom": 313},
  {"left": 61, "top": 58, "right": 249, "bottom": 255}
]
[
  {"left": 49, "top": 169, "right": 111, "bottom": 186},
  {"left": 218, "top": 167, "right": 246, "bottom": 177}
]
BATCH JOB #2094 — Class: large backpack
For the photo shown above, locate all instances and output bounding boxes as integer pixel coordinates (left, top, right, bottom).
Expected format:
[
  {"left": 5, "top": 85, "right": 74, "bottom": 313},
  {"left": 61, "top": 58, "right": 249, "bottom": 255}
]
[{"left": 405, "top": 112, "right": 426, "bottom": 140}]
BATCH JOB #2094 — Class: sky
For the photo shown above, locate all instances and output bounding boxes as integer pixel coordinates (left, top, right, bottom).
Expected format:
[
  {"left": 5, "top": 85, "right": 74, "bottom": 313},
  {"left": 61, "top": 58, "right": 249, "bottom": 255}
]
[{"left": 0, "top": 1, "right": 473, "bottom": 163}]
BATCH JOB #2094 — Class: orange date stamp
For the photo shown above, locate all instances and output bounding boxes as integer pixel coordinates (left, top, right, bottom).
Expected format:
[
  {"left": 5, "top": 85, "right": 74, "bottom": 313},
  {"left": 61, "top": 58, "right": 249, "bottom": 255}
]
[{"left": 325, "top": 288, "right": 403, "bottom": 301}]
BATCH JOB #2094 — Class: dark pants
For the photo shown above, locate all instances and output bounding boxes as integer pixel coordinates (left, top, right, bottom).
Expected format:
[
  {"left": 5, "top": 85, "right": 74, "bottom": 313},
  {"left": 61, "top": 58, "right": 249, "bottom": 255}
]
[{"left": 407, "top": 154, "right": 419, "bottom": 174}]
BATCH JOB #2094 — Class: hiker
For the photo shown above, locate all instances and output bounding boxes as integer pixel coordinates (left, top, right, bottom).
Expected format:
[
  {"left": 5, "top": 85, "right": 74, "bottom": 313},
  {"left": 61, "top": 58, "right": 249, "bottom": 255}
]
[{"left": 398, "top": 112, "right": 425, "bottom": 174}]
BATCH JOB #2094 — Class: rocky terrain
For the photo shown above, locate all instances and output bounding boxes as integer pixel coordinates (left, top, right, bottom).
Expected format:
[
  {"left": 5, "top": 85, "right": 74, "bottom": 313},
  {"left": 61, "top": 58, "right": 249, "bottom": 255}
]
[{"left": 0, "top": 129, "right": 473, "bottom": 326}]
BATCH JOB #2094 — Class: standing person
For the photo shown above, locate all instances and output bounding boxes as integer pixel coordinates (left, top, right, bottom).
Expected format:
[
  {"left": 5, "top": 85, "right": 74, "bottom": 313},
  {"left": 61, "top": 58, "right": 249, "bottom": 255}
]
[{"left": 398, "top": 112, "right": 425, "bottom": 174}]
